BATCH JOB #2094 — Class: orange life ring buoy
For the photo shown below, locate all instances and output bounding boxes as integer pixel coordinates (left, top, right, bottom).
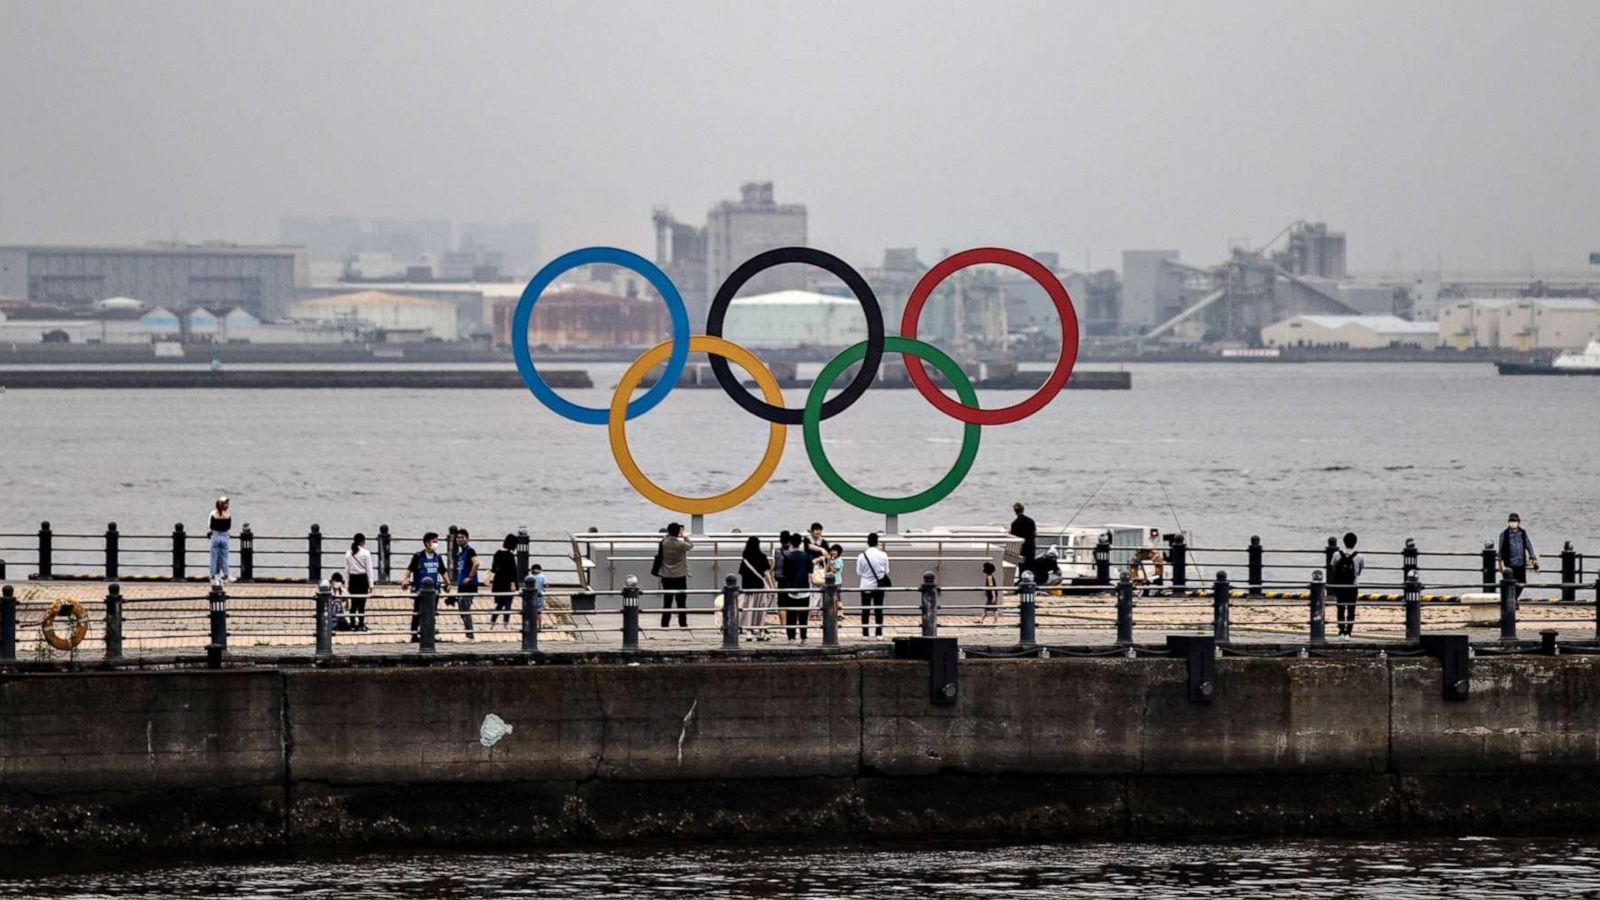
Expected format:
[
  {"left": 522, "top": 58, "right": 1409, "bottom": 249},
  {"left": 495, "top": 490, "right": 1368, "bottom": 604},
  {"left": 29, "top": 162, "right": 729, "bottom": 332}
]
[{"left": 41, "top": 597, "right": 89, "bottom": 651}]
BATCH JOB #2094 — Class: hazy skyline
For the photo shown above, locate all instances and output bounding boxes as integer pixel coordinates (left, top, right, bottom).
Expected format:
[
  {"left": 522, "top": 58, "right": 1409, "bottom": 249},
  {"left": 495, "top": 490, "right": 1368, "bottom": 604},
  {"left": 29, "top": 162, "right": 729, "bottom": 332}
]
[{"left": 2, "top": 1, "right": 1596, "bottom": 275}]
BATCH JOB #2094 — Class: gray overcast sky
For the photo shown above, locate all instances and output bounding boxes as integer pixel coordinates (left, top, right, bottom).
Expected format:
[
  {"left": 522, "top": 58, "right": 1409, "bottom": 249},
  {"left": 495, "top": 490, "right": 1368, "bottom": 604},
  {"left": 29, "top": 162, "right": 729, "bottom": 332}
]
[{"left": 1, "top": 0, "right": 1595, "bottom": 274}]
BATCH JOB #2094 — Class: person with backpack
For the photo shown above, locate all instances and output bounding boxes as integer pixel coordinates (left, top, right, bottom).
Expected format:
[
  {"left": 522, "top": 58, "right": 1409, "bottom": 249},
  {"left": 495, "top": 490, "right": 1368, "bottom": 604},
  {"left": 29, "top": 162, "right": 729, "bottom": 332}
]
[
  {"left": 402, "top": 531, "right": 449, "bottom": 642},
  {"left": 856, "top": 532, "right": 891, "bottom": 638},
  {"left": 1497, "top": 513, "right": 1539, "bottom": 600},
  {"left": 655, "top": 522, "right": 693, "bottom": 628},
  {"left": 1328, "top": 532, "right": 1364, "bottom": 638}
]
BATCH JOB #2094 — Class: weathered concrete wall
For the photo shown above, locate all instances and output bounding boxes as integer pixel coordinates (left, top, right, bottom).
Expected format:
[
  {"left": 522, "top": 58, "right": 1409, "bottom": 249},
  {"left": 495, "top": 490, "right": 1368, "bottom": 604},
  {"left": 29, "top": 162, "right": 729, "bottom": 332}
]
[{"left": 6, "top": 656, "right": 1600, "bottom": 847}]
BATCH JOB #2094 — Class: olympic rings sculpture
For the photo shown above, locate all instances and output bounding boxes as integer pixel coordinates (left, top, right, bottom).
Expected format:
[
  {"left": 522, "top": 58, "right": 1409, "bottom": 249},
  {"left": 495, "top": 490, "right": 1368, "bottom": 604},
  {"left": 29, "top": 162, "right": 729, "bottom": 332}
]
[{"left": 511, "top": 245, "right": 1079, "bottom": 516}]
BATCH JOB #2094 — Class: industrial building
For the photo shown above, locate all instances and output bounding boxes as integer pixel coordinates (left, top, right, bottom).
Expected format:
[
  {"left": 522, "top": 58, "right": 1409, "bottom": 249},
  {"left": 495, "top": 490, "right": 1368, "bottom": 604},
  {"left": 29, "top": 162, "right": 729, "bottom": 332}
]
[
  {"left": 1437, "top": 298, "right": 1600, "bottom": 350},
  {"left": 1261, "top": 315, "right": 1438, "bottom": 350},
  {"left": 652, "top": 182, "right": 807, "bottom": 322},
  {"left": 0, "top": 243, "right": 309, "bottom": 317},
  {"left": 721, "top": 290, "right": 872, "bottom": 349},
  {"left": 0, "top": 304, "right": 266, "bottom": 344},
  {"left": 287, "top": 291, "right": 459, "bottom": 341},
  {"left": 487, "top": 288, "right": 669, "bottom": 349},
  {"left": 1436, "top": 298, "right": 1518, "bottom": 349}
]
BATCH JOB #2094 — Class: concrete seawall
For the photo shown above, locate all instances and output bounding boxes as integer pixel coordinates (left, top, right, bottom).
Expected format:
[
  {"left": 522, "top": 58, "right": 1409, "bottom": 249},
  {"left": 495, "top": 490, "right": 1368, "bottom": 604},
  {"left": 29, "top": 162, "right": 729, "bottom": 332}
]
[{"left": 4, "top": 656, "right": 1600, "bottom": 847}]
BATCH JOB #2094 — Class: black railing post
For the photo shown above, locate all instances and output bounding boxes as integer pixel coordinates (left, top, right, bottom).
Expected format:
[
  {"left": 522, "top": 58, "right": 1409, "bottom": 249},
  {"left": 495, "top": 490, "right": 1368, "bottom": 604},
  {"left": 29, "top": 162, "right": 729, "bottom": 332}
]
[
  {"left": 723, "top": 574, "right": 742, "bottom": 649},
  {"left": 521, "top": 575, "right": 540, "bottom": 653},
  {"left": 1093, "top": 535, "right": 1111, "bottom": 586},
  {"left": 314, "top": 580, "right": 333, "bottom": 659},
  {"left": 105, "top": 522, "right": 119, "bottom": 581},
  {"left": 1018, "top": 570, "right": 1037, "bottom": 647},
  {"left": 38, "top": 521, "right": 53, "bottom": 580},
  {"left": 377, "top": 524, "right": 392, "bottom": 584},
  {"left": 1594, "top": 575, "right": 1600, "bottom": 641},
  {"left": 0, "top": 584, "right": 16, "bottom": 663},
  {"left": 1499, "top": 570, "right": 1518, "bottom": 642},
  {"left": 920, "top": 571, "right": 939, "bottom": 637},
  {"left": 308, "top": 524, "right": 323, "bottom": 583},
  {"left": 445, "top": 525, "right": 459, "bottom": 584},
  {"left": 1403, "top": 538, "right": 1419, "bottom": 583},
  {"left": 517, "top": 527, "right": 531, "bottom": 583},
  {"left": 418, "top": 578, "right": 438, "bottom": 654},
  {"left": 1170, "top": 535, "right": 1188, "bottom": 588},
  {"left": 1116, "top": 570, "right": 1135, "bottom": 646},
  {"left": 1404, "top": 569, "right": 1422, "bottom": 642},
  {"left": 1309, "top": 571, "right": 1327, "bottom": 644},
  {"left": 1561, "top": 542, "right": 1577, "bottom": 604},
  {"left": 621, "top": 575, "right": 641, "bottom": 650},
  {"left": 206, "top": 581, "right": 227, "bottom": 667},
  {"left": 239, "top": 524, "right": 254, "bottom": 582},
  {"left": 1482, "top": 542, "right": 1497, "bottom": 594},
  {"left": 822, "top": 574, "right": 839, "bottom": 647},
  {"left": 1212, "top": 570, "right": 1231, "bottom": 644},
  {"left": 1246, "top": 535, "right": 1263, "bottom": 597},
  {"left": 104, "top": 582, "right": 123, "bottom": 661},
  {"left": 172, "top": 523, "right": 187, "bottom": 581}
]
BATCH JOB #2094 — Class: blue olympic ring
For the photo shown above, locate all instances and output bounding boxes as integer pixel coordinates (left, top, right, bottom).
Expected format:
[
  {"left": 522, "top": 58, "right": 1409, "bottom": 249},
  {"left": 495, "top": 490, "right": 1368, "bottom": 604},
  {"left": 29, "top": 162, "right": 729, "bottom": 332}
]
[{"left": 511, "top": 247, "right": 691, "bottom": 425}]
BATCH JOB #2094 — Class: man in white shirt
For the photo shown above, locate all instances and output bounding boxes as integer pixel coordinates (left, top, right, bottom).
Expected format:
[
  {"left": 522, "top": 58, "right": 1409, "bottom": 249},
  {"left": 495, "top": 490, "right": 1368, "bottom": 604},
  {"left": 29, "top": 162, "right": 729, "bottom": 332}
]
[{"left": 856, "top": 532, "right": 891, "bottom": 639}]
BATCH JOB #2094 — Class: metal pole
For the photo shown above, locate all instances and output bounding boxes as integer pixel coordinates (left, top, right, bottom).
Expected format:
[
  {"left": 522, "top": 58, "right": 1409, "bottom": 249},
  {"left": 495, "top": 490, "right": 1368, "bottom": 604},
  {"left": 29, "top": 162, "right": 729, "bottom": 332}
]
[
  {"left": 104, "top": 582, "right": 123, "bottom": 661},
  {"left": 314, "top": 580, "right": 333, "bottom": 659},
  {"left": 1212, "top": 570, "right": 1231, "bottom": 644},
  {"left": 1170, "top": 535, "right": 1188, "bottom": 588},
  {"left": 622, "top": 575, "right": 641, "bottom": 651},
  {"left": 1093, "top": 535, "right": 1111, "bottom": 586},
  {"left": 1562, "top": 542, "right": 1577, "bottom": 604},
  {"left": 240, "top": 524, "right": 254, "bottom": 582},
  {"left": 1499, "top": 570, "right": 1518, "bottom": 642},
  {"left": 920, "top": 571, "right": 938, "bottom": 637},
  {"left": 1309, "top": 571, "right": 1326, "bottom": 644},
  {"left": 822, "top": 574, "right": 839, "bottom": 647},
  {"left": 1404, "top": 570, "right": 1422, "bottom": 642},
  {"left": 1402, "top": 538, "right": 1419, "bottom": 583},
  {"left": 206, "top": 581, "right": 227, "bottom": 667},
  {"left": 1116, "top": 570, "right": 1135, "bottom": 646},
  {"left": 377, "top": 524, "right": 392, "bottom": 584},
  {"left": 1018, "top": 570, "right": 1037, "bottom": 647},
  {"left": 722, "top": 574, "right": 741, "bottom": 649},
  {"left": 308, "top": 524, "right": 323, "bottom": 583},
  {"left": 1482, "top": 541, "right": 1497, "bottom": 594},
  {"left": 0, "top": 584, "right": 15, "bottom": 663},
  {"left": 1246, "top": 535, "right": 1263, "bottom": 597},
  {"left": 419, "top": 578, "right": 438, "bottom": 654},
  {"left": 37, "top": 521, "right": 52, "bottom": 580},
  {"left": 521, "top": 575, "right": 540, "bottom": 653},
  {"left": 1594, "top": 575, "right": 1600, "bottom": 641},
  {"left": 172, "top": 523, "right": 186, "bottom": 581},
  {"left": 105, "top": 522, "right": 119, "bottom": 581},
  {"left": 517, "top": 527, "right": 531, "bottom": 583}
]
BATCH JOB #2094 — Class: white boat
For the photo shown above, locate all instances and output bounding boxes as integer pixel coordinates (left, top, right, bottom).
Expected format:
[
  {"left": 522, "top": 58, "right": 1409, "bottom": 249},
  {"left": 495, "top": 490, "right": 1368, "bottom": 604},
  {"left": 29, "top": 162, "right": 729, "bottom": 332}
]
[{"left": 1497, "top": 340, "right": 1600, "bottom": 375}]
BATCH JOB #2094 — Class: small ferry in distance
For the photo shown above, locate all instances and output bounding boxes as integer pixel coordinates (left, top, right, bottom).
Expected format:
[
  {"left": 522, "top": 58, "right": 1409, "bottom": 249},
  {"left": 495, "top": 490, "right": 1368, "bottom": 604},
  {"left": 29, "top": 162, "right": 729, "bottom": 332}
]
[{"left": 1496, "top": 340, "right": 1600, "bottom": 376}]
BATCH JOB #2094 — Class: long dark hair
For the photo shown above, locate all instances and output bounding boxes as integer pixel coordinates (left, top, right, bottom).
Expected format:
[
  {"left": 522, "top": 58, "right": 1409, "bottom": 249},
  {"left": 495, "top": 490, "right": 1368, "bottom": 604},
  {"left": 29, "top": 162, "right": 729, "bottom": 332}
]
[
  {"left": 350, "top": 532, "right": 365, "bottom": 554},
  {"left": 743, "top": 535, "right": 764, "bottom": 563}
]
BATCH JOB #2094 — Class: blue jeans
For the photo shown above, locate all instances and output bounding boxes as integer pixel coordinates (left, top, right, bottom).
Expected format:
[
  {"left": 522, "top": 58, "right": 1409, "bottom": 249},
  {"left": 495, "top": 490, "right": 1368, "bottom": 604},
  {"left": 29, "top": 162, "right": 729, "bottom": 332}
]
[{"left": 209, "top": 531, "right": 230, "bottom": 579}]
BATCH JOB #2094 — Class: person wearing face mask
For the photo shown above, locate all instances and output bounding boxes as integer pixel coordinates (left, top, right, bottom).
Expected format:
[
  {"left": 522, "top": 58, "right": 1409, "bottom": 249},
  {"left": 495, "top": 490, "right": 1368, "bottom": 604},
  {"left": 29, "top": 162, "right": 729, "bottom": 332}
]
[{"left": 1497, "top": 513, "right": 1539, "bottom": 600}]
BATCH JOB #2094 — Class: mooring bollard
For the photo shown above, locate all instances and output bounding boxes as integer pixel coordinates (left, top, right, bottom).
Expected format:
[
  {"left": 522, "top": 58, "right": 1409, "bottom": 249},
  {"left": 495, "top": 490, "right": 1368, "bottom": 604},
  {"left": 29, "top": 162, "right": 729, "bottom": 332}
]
[
  {"left": 1482, "top": 542, "right": 1497, "bottom": 594},
  {"left": 820, "top": 573, "right": 840, "bottom": 647},
  {"left": 517, "top": 527, "right": 531, "bottom": 582},
  {"left": 314, "top": 579, "right": 333, "bottom": 659},
  {"left": 1404, "top": 569, "right": 1422, "bottom": 641},
  {"left": 418, "top": 578, "right": 438, "bottom": 653},
  {"left": 1309, "top": 571, "right": 1327, "bottom": 644},
  {"left": 920, "top": 571, "right": 939, "bottom": 637},
  {"left": 1403, "top": 538, "right": 1419, "bottom": 584},
  {"left": 1018, "top": 570, "right": 1037, "bottom": 646},
  {"left": 0, "top": 584, "right": 16, "bottom": 663},
  {"left": 1499, "top": 570, "right": 1518, "bottom": 641},
  {"left": 377, "top": 524, "right": 392, "bottom": 583},
  {"left": 722, "top": 574, "right": 741, "bottom": 649},
  {"left": 1247, "top": 535, "right": 1263, "bottom": 597},
  {"left": 1170, "top": 534, "right": 1188, "bottom": 587},
  {"left": 172, "top": 523, "right": 187, "bottom": 580},
  {"left": 206, "top": 581, "right": 227, "bottom": 667},
  {"left": 1541, "top": 629, "right": 1559, "bottom": 655},
  {"left": 1561, "top": 542, "right": 1577, "bottom": 604},
  {"left": 104, "top": 582, "right": 124, "bottom": 660},
  {"left": 1093, "top": 535, "right": 1112, "bottom": 586},
  {"left": 37, "top": 521, "right": 53, "bottom": 580},
  {"left": 522, "top": 574, "right": 540, "bottom": 653},
  {"left": 621, "top": 574, "right": 641, "bottom": 651},
  {"left": 1116, "top": 570, "right": 1135, "bottom": 646},
  {"left": 1212, "top": 570, "right": 1231, "bottom": 644},
  {"left": 105, "top": 522, "right": 119, "bottom": 581},
  {"left": 308, "top": 524, "right": 323, "bottom": 583},
  {"left": 240, "top": 524, "right": 254, "bottom": 582}
]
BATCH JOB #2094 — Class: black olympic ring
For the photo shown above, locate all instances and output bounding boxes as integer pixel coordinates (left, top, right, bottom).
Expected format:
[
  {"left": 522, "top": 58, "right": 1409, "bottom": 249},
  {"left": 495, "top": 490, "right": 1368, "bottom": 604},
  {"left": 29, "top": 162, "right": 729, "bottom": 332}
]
[{"left": 704, "top": 246, "right": 884, "bottom": 426}]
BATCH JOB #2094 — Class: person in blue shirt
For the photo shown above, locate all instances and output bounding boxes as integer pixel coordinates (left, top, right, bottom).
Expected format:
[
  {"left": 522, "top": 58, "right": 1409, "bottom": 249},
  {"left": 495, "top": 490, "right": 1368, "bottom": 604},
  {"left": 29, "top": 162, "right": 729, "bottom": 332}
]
[
  {"left": 403, "top": 532, "right": 448, "bottom": 642},
  {"left": 529, "top": 564, "right": 548, "bottom": 631},
  {"left": 1497, "top": 513, "right": 1539, "bottom": 600},
  {"left": 453, "top": 529, "right": 480, "bottom": 641}
]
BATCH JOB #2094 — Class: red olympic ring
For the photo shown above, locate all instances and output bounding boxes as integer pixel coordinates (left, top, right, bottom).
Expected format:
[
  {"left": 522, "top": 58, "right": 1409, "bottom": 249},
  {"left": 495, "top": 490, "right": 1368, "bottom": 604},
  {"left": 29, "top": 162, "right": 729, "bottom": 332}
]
[{"left": 899, "top": 247, "right": 1079, "bottom": 426}]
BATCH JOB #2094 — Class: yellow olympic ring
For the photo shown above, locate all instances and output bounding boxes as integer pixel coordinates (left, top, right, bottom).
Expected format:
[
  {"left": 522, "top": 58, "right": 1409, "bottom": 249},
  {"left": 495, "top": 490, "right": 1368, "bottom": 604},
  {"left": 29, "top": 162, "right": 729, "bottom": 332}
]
[{"left": 609, "top": 335, "right": 786, "bottom": 515}]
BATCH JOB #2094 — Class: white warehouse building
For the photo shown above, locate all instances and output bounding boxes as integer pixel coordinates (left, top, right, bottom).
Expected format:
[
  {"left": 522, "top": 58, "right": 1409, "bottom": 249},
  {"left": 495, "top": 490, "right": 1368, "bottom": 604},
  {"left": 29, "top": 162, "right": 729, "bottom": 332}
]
[
  {"left": 722, "top": 290, "right": 870, "bottom": 348},
  {"left": 1261, "top": 315, "right": 1438, "bottom": 350},
  {"left": 1438, "top": 297, "right": 1599, "bottom": 350}
]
